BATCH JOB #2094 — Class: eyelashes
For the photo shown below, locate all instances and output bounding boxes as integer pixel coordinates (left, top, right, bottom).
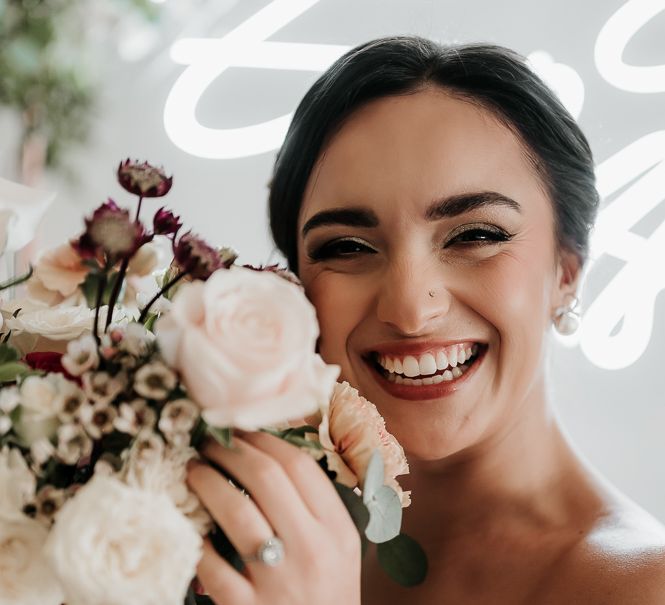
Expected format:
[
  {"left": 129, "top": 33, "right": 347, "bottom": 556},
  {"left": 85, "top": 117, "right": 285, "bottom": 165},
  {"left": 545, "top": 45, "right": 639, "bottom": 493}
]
[{"left": 307, "top": 224, "right": 515, "bottom": 262}]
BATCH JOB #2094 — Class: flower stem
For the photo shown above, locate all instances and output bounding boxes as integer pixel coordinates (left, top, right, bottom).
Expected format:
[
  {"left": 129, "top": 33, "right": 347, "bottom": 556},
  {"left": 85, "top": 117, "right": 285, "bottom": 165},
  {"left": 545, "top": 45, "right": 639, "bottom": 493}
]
[
  {"left": 138, "top": 270, "right": 189, "bottom": 324},
  {"left": 93, "top": 272, "right": 108, "bottom": 344},
  {"left": 135, "top": 195, "right": 144, "bottom": 223},
  {"left": 104, "top": 257, "right": 129, "bottom": 331}
]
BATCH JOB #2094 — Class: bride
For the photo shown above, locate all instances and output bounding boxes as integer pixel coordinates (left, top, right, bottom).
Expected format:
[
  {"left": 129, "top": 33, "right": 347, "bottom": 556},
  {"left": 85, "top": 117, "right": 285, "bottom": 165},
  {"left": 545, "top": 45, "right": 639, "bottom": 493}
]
[{"left": 187, "top": 36, "right": 665, "bottom": 603}]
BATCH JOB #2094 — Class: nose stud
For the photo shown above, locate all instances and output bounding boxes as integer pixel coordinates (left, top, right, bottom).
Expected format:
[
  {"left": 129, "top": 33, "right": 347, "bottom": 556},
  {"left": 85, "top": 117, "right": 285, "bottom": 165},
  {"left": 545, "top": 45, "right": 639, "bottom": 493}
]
[{"left": 428, "top": 290, "right": 435, "bottom": 298}]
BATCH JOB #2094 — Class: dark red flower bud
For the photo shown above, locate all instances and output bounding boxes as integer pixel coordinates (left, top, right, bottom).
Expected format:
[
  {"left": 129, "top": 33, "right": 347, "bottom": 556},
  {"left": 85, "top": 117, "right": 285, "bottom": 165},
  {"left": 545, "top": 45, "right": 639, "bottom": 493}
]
[
  {"left": 173, "top": 232, "right": 225, "bottom": 280},
  {"left": 82, "top": 199, "right": 150, "bottom": 259},
  {"left": 117, "top": 159, "right": 173, "bottom": 198},
  {"left": 153, "top": 207, "right": 182, "bottom": 236}
]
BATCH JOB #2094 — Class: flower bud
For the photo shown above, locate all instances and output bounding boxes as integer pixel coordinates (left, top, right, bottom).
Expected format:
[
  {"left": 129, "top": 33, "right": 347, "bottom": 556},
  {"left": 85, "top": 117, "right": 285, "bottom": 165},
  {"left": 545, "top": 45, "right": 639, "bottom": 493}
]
[
  {"left": 153, "top": 207, "right": 182, "bottom": 236},
  {"left": 173, "top": 233, "right": 224, "bottom": 280},
  {"left": 118, "top": 159, "right": 173, "bottom": 198}
]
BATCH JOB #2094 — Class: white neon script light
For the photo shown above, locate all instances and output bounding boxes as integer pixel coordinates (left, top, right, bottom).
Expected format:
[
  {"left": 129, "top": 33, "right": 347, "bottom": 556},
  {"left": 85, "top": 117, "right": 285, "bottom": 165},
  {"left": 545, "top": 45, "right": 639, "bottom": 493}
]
[
  {"left": 595, "top": 0, "right": 665, "bottom": 93},
  {"left": 164, "top": 0, "right": 349, "bottom": 158}
]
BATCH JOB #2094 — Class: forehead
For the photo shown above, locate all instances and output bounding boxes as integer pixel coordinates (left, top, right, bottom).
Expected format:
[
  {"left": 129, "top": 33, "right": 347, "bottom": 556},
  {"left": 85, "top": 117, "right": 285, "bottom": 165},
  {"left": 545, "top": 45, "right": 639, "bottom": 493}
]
[{"left": 300, "top": 88, "right": 550, "bottom": 224}]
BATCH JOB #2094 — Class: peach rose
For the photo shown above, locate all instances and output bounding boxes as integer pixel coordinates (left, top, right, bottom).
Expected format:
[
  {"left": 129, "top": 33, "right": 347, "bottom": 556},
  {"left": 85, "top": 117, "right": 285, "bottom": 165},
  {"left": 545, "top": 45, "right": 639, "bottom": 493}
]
[
  {"left": 319, "top": 382, "right": 410, "bottom": 507},
  {"left": 155, "top": 266, "right": 339, "bottom": 430},
  {"left": 30, "top": 243, "right": 87, "bottom": 304}
]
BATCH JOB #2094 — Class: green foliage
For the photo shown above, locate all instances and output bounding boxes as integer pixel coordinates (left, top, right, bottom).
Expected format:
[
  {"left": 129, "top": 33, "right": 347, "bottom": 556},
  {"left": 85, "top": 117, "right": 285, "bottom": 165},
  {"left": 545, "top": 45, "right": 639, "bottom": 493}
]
[
  {"left": 0, "top": 0, "right": 157, "bottom": 170},
  {"left": 377, "top": 533, "right": 428, "bottom": 587},
  {"left": 0, "top": 344, "right": 33, "bottom": 382},
  {"left": 362, "top": 449, "right": 402, "bottom": 543},
  {"left": 207, "top": 425, "right": 233, "bottom": 448}
]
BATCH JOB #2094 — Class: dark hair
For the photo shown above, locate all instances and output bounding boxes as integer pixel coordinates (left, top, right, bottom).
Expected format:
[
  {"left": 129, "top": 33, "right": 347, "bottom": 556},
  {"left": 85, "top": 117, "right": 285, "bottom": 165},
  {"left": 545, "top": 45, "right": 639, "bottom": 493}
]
[{"left": 268, "top": 35, "right": 599, "bottom": 272}]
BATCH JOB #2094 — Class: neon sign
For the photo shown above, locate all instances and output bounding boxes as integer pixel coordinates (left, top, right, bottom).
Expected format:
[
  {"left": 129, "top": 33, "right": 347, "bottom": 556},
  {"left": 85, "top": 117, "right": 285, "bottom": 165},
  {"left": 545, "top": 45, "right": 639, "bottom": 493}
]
[{"left": 164, "top": 0, "right": 665, "bottom": 370}]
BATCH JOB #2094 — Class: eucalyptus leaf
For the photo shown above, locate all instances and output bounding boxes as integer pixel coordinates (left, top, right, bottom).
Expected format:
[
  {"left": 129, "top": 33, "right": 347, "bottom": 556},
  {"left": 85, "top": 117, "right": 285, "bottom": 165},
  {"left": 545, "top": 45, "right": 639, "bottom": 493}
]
[
  {"left": 0, "top": 361, "right": 33, "bottom": 383},
  {"left": 377, "top": 533, "right": 428, "bottom": 587},
  {"left": 362, "top": 449, "right": 384, "bottom": 504},
  {"left": 207, "top": 426, "right": 233, "bottom": 448},
  {"left": 283, "top": 434, "right": 322, "bottom": 450},
  {"left": 364, "top": 485, "right": 402, "bottom": 543},
  {"left": 0, "top": 343, "right": 19, "bottom": 364}
]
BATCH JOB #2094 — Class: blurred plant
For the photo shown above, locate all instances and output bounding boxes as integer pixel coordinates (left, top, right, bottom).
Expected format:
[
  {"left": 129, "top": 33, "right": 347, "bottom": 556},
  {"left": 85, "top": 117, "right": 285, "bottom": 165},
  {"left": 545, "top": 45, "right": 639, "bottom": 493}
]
[{"left": 0, "top": 0, "right": 158, "bottom": 183}]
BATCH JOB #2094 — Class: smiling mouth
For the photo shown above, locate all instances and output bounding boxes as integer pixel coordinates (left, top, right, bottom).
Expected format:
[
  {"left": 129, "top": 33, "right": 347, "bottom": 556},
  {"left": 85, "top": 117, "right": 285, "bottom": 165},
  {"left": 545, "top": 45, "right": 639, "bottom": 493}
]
[{"left": 367, "top": 343, "right": 486, "bottom": 387}]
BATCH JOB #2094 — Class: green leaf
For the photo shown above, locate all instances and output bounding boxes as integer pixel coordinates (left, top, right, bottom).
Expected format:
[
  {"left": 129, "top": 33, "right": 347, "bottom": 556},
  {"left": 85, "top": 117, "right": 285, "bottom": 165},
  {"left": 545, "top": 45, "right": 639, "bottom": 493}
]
[
  {"left": 0, "top": 361, "right": 33, "bottom": 383},
  {"left": 377, "top": 533, "right": 428, "bottom": 587},
  {"left": 282, "top": 434, "right": 322, "bottom": 450},
  {"left": 0, "top": 343, "right": 20, "bottom": 364},
  {"left": 365, "top": 485, "right": 402, "bottom": 543},
  {"left": 207, "top": 425, "right": 233, "bottom": 448},
  {"left": 334, "top": 482, "right": 370, "bottom": 539},
  {"left": 143, "top": 313, "right": 158, "bottom": 332},
  {"left": 362, "top": 449, "right": 384, "bottom": 503}
]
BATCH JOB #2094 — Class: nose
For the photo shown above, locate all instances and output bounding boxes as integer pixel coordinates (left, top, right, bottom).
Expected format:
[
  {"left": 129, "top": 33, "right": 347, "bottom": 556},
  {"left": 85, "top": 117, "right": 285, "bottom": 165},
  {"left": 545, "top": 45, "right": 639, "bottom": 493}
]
[{"left": 375, "top": 256, "right": 451, "bottom": 335}]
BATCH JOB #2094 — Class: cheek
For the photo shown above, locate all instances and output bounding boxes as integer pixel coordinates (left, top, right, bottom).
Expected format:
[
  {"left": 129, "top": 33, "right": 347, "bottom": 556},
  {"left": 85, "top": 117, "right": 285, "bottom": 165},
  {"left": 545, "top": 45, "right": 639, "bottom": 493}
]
[{"left": 304, "top": 273, "right": 372, "bottom": 379}]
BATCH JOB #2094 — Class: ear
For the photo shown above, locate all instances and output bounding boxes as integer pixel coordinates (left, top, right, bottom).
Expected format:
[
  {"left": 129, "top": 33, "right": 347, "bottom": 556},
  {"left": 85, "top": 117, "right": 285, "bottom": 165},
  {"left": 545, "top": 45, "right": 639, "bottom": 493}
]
[{"left": 553, "top": 247, "right": 582, "bottom": 308}]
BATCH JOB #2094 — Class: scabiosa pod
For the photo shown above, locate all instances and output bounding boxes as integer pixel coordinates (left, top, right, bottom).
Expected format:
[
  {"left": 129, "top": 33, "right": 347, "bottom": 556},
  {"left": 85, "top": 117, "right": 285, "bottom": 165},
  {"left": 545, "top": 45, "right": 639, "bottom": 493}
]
[
  {"left": 117, "top": 159, "right": 173, "bottom": 199},
  {"left": 153, "top": 207, "right": 182, "bottom": 237},
  {"left": 173, "top": 232, "right": 224, "bottom": 280}
]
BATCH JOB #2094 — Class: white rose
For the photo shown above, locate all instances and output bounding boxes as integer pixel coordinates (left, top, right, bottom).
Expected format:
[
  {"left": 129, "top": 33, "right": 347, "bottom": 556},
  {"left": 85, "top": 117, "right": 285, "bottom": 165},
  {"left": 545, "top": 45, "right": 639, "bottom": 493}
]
[
  {"left": 0, "top": 517, "right": 64, "bottom": 605},
  {"left": 0, "top": 446, "right": 36, "bottom": 520},
  {"left": 15, "top": 374, "right": 67, "bottom": 445},
  {"left": 45, "top": 474, "right": 202, "bottom": 605},
  {"left": 156, "top": 266, "right": 339, "bottom": 430},
  {"left": 5, "top": 303, "right": 125, "bottom": 354}
]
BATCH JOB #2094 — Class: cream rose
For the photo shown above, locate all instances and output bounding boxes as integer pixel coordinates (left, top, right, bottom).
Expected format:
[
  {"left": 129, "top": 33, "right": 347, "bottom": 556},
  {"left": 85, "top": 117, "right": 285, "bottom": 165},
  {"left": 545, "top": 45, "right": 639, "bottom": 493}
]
[
  {"left": 0, "top": 517, "right": 64, "bottom": 605},
  {"left": 4, "top": 303, "right": 121, "bottom": 354},
  {"left": 45, "top": 474, "right": 202, "bottom": 605},
  {"left": 14, "top": 374, "right": 69, "bottom": 446},
  {"left": 319, "top": 382, "right": 411, "bottom": 507},
  {"left": 156, "top": 266, "right": 339, "bottom": 430}
]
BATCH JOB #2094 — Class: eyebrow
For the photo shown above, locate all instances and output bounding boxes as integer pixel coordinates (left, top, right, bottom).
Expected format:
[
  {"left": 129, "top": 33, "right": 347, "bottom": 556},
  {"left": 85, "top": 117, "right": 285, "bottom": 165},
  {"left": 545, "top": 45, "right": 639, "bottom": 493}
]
[{"left": 301, "top": 190, "right": 521, "bottom": 237}]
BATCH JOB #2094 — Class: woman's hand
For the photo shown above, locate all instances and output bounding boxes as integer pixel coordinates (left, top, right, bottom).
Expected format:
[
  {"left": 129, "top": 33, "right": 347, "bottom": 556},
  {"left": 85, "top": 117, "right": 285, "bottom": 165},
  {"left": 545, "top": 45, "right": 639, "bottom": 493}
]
[{"left": 187, "top": 430, "right": 362, "bottom": 605}]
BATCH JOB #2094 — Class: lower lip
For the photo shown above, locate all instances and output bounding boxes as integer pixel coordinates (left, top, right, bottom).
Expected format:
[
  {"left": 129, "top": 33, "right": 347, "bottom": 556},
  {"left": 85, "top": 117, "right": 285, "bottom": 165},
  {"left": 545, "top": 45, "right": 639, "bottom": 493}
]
[{"left": 366, "top": 347, "right": 486, "bottom": 401}]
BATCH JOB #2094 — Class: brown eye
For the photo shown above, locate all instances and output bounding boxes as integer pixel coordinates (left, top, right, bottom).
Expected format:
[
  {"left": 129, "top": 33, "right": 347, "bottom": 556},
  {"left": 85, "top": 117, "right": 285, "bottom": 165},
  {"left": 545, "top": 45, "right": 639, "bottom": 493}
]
[
  {"left": 308, "top": 237, "right": 377, "bottom": 261},
  {"left": 445, "top": 226, "right": 513, "bottom": 247}
]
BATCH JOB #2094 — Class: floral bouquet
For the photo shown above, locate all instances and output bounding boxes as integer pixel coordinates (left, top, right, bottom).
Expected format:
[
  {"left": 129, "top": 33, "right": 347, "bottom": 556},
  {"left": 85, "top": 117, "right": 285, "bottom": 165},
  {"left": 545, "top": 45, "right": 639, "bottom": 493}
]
[{"left": 0, "top": 161, "right": 426, "bottom": 605}]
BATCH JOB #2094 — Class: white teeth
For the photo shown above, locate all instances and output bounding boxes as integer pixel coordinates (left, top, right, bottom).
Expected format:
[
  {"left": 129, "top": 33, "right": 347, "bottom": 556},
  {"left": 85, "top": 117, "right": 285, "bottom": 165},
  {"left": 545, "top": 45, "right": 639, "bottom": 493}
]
[
  {"left": 386, "top": 357, "right": 394, "bottom": 372},
  {"left": 465, "top": 347, "right": 472, "bottom": 359},
  {"left": 442, "top": 369, "right": 453, "bottom": 381},
  {"left": 402, "top": 355, "right": 420, "bottom": 378},
  {"left": 432, "top": 374, "right": 444, "bottom": 384},
  {"left": 448, "top": 348, "right": 458, "bottom": 367},
  {"left": 458, "top": 348, "right": 466, "bottom": 364},
  {"left": 393, "top": 358, "right": 403, "bottom": 374},
  {"left": 418, "top": 353, "right": 437, "bottom": 376},
  {"left": 452, "top": 366, "right": 463, "bottom": 378},
  {"left": 412, "top": 378, "right": 423, "bottom": 386},
  {"left": 435, "top": 351, "right": 448, "bottom": 370},
  {"left": 422, "top": 376, "right": 434, "bottom": 385},
  {"left": 395, "top": 375, "right": 404, "bottom": 384}
]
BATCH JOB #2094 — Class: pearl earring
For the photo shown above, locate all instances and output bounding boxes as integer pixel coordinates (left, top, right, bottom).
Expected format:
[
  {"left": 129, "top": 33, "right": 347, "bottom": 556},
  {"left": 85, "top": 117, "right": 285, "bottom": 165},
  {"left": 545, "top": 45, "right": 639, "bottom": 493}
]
[{"left": 553, "top": 296, "right": 581, "bottom": 336}]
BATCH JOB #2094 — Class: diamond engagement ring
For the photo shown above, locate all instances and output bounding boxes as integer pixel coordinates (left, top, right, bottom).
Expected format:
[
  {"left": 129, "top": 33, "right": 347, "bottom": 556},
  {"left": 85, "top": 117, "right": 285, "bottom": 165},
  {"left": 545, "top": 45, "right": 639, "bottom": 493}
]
[{"left": 242, "top": 536, "right": 285, "bottom": 566}]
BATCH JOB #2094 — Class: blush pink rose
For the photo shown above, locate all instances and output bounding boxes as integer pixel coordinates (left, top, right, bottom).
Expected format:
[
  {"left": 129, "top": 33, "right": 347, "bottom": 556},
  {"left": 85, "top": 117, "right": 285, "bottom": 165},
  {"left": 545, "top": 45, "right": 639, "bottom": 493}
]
[
  {"left": 319, "top": 382, "right": 410, "bottom": 507},
  {"left": 155, "top": 266, "right": 339, "bottom": 430},
  {"left": 31, "top": 243, "right": 87, "bottom": 303}
]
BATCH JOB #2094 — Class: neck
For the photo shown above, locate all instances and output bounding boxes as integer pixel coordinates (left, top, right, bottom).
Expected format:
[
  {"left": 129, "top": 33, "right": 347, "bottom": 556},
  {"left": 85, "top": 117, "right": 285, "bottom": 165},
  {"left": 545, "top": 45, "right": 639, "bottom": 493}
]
[{"left": 400, "top": 378, "right": 604, "bottom": 539}]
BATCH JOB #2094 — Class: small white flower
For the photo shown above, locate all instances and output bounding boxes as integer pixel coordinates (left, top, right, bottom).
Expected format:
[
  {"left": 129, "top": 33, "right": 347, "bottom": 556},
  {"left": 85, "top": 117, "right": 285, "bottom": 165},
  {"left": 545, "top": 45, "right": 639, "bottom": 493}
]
[
  {"left": 56, "top": 381, "right": 87, "bottom": 423},
  {"left": 0, "top": 517, "right": 65, "bottom": 605},
  {"left": 0, "top": 386, "right": 20, "bottom": 413},
  {"left": 34, "top": 485, "right": 67, "bottom": 526},
  {"left": 62, "top": 334, "right": 99, "bottom": 377},
  {"left": 15, "top": 374, "right": 66, "bottom": 445},
  {"left": 79, "top": 402, "right": 117, "bottom": 440},
  {"left": 119, "top": 322, "right": 155, "bottom": 357},
  {"left": 55, "top": 423, "right": 93, "bottom": 465},
  {"left": 128, "top": 429, "right": 166, "bottom": 465},
  {"left": 0, "top": 415, "right": 11, "bottom": 435},
  {"left": 29, "top": 437, "right": 55, "bottom": 468},
  {"left": 158, "top": 398, "right": 198, "bottom": 446},
  {"left": 114, "top": 398, "right": 157, "bottom": 436},
  {"left": 45, "top": 474, "right": 202, "bottom": 605},
  {"left": 134, "top": 361, "right": 177, "bottom": 400},
  {"left": 82, "top": 371, "right": 125, "bottom": 406}
]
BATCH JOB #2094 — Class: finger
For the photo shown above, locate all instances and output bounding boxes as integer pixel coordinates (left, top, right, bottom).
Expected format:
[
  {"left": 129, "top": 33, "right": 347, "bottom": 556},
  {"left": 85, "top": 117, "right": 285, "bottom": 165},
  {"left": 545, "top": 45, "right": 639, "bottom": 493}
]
[
  {"left": 187, "top": 460, "right": 275, "bottom": 563},
  {"left": 200, "top": 438, "right": 314, "bottom": 540},
  {"left": 197, "top": 537, "right": 254, "bottom": 605},
  {"left": 239, "top": 430, "right": 351, "bottom": 524}
]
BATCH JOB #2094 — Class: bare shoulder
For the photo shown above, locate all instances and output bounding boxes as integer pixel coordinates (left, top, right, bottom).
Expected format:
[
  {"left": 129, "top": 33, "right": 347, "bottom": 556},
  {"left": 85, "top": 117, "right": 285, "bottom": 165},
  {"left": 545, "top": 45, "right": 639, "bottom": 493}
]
[{"left": 549, "top": 499, "right": 665, "bottom": 604}]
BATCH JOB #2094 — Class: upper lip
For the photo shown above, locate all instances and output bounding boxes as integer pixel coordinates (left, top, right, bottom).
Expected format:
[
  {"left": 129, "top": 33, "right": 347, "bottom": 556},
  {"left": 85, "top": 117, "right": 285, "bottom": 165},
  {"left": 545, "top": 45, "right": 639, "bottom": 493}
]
[{"left": 363, "top": 339, "right": 486, "bottom": 358}]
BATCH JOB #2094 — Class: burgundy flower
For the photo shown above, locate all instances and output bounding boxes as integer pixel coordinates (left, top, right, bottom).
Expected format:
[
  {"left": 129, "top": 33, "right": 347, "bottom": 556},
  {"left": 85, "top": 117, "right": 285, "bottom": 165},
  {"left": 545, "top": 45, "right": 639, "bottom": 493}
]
[
  {"left": 153, "top": 207, "right": 182, "bottom": 237},
  {"left": 25, "top": 352, "right": 66, "bottom": 374},
  {"left": 81, "top": 199, "right": 150, "bottom": 259},
  {"left": 117, "top": 159, "right": 173, "bottom": 198},
  {"left": 173, "top": 232, "right": 225, "bottom": 280}
]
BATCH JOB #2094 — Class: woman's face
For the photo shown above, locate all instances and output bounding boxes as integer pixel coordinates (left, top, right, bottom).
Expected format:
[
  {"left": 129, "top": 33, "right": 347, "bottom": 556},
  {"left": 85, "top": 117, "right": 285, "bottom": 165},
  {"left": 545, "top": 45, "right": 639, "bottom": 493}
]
[{"left": 296, "top": 88, "right": 577, "bottom": 460}]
